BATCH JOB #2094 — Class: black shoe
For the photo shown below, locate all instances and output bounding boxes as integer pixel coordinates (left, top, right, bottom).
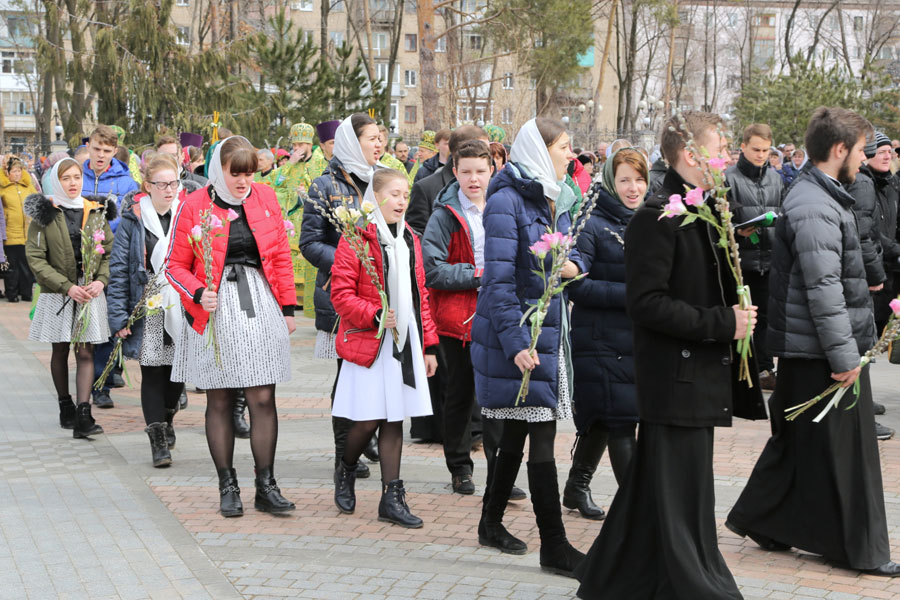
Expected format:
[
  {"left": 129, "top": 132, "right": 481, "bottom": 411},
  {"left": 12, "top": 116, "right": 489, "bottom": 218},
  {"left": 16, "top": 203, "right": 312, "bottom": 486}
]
[
  {"left": 179, "top": 390, "right": 188, "bottom": 410},
  {"left": 145, "top": 423, "right": 172, "bottom": 468},
  {"left": 452, "top": 472, "right": 475, "bottom": 495},
  {"left": 876, "top": 422, "right": 894, "bottom": 441},
  {"left": 73, "top": 403, "right": 103, "bottom": 438},
  {"left": 724, "top": 520, "right": 791, "bottom": 551},
  {"left": 109, "top": 372, "right": 126, "bottom": 388},
  {"left": 363, "top": 432, "right": 380, "bottom": 462},
  {"left": 509, "top": 486, "right": 527, "bottom": 501},
  {"left": 217, "top": 468, "right": 243, "bottom": 517},
  {"left": 164, "top": 408, "right": 177, "bottom": 449},
  {"left": 874, "top": 402, "right": 886, "bottom": 415},
  {"left": 58, "top": 395, "right": 76, "bottom": 430},
  {"left": 477, "top": 520, "right": 528, "bottom": 555},
  {"left": 378, "top": 480, "right": 423, "bottom": 528},
  {"left": 867, "top": 561, "right": 900, "bottom": 577},
  {"left": 562, "top": 431, "right": 608, "bottom": 521},
  {"left": 759, "top": 370, "right": 777, "bottom": 391},
  {"left": 20, "top": 295, "right": 31, "bottom": 302},
  {"left": 254, "top": 466, "right": 295, "bottom": 513},
  {"left": 479, "top": 450, "right": 528, "bottom": 554},
  {"left": 233, "top": 390, "right": 250, "bottom": 439},
  {"left": 356, "top": 461, "right": 370, "bottom": 478},
  {"left": 7, "top": 296, "right": 19, "bottom": 303},
  {"left": 92, "top": 391, "right": 114, "bottom": 409},
  {"left": 470, "top": 433, "right": 484, "bottom": 452},
  {"left": 334, "top": 460, "right": 357, "bottom": 514},
  {"left": 529, "top": 461, "right": 586, "bottom": 578}
]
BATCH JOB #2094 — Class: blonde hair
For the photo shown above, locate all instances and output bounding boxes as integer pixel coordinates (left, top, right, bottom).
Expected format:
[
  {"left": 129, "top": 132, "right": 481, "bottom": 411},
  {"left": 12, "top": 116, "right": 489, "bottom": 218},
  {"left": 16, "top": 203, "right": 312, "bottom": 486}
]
[
  {"left": 372, "top": 168, "right": 408, "bottom": 194},
  {"left": 141, "top": 154, "right": 179, "bottom": 194}
]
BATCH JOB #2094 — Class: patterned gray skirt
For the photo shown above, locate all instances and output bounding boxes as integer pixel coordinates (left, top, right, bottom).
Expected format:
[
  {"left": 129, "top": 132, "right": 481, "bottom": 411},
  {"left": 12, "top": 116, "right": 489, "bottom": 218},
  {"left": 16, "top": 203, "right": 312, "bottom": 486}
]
[
  {"left": 29, "top": 285, "right": 110, "bottom": 345},
  {"left": 482, "top": 341, "right": 573, "bottom": 423},
  {"left": 139, "top": 308, "right": 175, "bottom": 367},
  {"left": 171, "top": 265, "right": 291, "bottom": 389}
]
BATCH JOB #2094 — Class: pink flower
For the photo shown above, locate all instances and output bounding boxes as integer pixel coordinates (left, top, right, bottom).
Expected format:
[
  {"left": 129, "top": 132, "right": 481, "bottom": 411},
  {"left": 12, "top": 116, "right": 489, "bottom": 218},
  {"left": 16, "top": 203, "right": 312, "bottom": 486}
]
[
  {"left": 890, "top": 298, "right": 900, "bottom": 316},
  {"left": 707, "top": 157, "right": 728, "bottom": 171},
  {"left": 542, "top": 231, "right": 567, "bottom": 249},
  {"left": 208, "top": 214, "right": 223, "bottom": 230},
  {"left": 530, "top": 240, "right": 551, "bottom": 259},
  {"left": 284, "top": 220, "right": 295, "bottom": 235},
  {"left": 190, "top": 225, "right": 203, "bottom": 241},
  {"left": 92, "top": 229, "right": 105, "bottom": 242},
  {"left": 94, "top": 244, "right": 105, "bottom": 255},
  {"left": 684, "top": 187, "right": 704, "bottom": 207},
  {"left": 225, "top": 208, "right": 239, "bottom": 222},
  {"left": 659, "top": 194, "right": 687, "bottom": 219}
]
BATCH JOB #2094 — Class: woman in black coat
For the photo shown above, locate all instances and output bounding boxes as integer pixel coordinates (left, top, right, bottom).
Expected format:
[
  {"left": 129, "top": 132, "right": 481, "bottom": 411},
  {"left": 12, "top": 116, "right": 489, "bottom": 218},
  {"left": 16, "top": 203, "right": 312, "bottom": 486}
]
[{"left": 565, "top": 148, "right": 646, "bottom": 520}]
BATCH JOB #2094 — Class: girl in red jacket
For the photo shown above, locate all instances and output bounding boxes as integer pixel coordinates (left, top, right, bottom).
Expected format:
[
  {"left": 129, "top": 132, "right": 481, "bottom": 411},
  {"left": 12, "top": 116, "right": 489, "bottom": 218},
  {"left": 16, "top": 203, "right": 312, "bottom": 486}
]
[
  {"left": 331, "top": 168, "right": 440, "bottom": 528},
  {"left": 165, "top": 136, "right": 297, "bottom": 518}
]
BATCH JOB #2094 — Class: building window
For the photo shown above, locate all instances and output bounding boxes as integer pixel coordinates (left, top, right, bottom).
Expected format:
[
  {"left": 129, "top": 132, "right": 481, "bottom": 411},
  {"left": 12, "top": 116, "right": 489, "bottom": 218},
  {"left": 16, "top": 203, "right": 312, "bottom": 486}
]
[
  {"left": 501, "top": 107, "right": 512, "bottom": 124},
  {"left": 292, "top": 0, "right": 313, "bottom": 11},
  {"left": 435, "top": 37, "right": 447, "bottom": 53},
  {"left": 2, "top": 92, "right": 34, "bottom": 115},
  {"left": 175, "top": 0, "right": 189, "bottom": 6},
  {"left": 752, "top": 38, "right": 775, "bottom": 69},
  {"left": 1, "top": 51, "right": 36, "bottom": 75},
  {"left": 880, "top": 46, "right": 893, "bottom": 59},
  {"left": 331, "top": 0, "right": 345, "bottom": 11},
  {"left": 405, "top": 34, "right": 417, "bottom": 52},
  {"left": 753, "top": 13, "right": 775, "bottom": 27},
  {"left": 502, "top": 72, "right": 513, "bottom": 89},
  {"left": 467, "top": 34, "right": 483, "bottom": 50},
  {"left": 330, "top": 31, "right": 345, "bottom": 47},
  {"left": 404, "top": 105, "right": 417, "bottom": 123},
  {"left": 404, "top": 69, "right": 417, "bottom": 87},
  {"left": 436, "top": 73, "right": 445, "bottom": 88},
  {"left": 301, "top": 30, "right": 315, "bottom": 44},
  {"left": 176, "top": 26, "right": 191, "bottom": 46},
  {"left": 853, "top": 15, "right": 863, "bottom": 31}
]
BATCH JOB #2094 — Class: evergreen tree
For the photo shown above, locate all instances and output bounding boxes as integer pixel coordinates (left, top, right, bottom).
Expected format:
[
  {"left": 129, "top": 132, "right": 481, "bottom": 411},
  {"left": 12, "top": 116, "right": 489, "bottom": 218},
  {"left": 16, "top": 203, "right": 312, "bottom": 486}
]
[{"left": 330, "top": 42, "right": 385, "bottom": 119}]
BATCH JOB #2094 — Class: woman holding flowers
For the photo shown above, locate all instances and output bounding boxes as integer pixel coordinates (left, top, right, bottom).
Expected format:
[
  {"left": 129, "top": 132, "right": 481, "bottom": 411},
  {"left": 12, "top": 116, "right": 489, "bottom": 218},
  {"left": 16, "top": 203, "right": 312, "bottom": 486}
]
[
  {"left": 166, "top": 136, "right": 297, "bottom": 518},
  {"left": 330, "top": 168, "right": 439, "bottom": 528},
  {"left": 107, "top": 154, "right": 201, "bottom": 468},
  {"left": 25, "top": 158, "right": 115, "bottom": 438},
  {"left": 470, "top": 117, "right": 585, "bottom": 577}
]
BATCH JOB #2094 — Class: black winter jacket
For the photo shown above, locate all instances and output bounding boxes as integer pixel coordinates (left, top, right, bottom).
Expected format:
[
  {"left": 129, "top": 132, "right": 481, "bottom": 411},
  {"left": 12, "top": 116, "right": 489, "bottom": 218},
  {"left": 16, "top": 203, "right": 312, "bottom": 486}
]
[
  {"left": 847, "top": 171, "right": 886, "bottom": 286},
  {"left": 413, "top": 154, "right": 444, "bottom": 183},
  {"left": 725, "top": 154, "right": 783, "bottom": 274},
  {"left": 768, "top": 167, "right": 876, "bottom": 373},
  {"left": 647, "top": 158, "right": 667, "bottom": 196},
  {"left": 863, "top": 164, "right": 900, "bottom": 272},
  {"left": 407, "top": 159, "right": 455, "bottom": 235}
]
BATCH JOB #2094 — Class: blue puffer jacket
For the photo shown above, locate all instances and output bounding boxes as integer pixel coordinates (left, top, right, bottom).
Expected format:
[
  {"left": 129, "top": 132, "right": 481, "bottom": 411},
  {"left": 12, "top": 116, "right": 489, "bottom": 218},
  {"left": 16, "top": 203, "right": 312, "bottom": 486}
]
[
  {"left": 568, "top": 185, "right": 637, "bottom": 433},
  {"left": 471, "top": 163, "right": 584, "bottom": 410},
  {"left": 81, "top": 158, "right": 139, "bottom": 232}
]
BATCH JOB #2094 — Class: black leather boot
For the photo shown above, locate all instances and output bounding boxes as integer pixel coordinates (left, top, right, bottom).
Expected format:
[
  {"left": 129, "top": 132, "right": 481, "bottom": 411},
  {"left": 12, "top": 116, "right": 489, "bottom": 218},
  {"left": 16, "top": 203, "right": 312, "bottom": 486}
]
[
  {"left": 217, "top": 467, "right": 243, "bottom": 517},
  {"left": 145, "top": 423, "right": 172, "bottom": 468},
  {"left": 333, "top": 416, "right": 370, "bottom": 478},
  {"left": 378, "top": 480, "right": 423, "bottom": 528},
  {"left": 233, "top": 390, "right": 250, "bottom": 439},
  {"left": 529, "top": 461, "right": 586, "bottom": 578},
  {"left": 562, "top": 430, "right": 607, "bottom": 520},
  {"left": 254, "top": 466, "right": 295, "bottom": 513},
  {"left": 73, "top": 403, "right": 103, "bottom": 439},
  {"left": 58, "top": 395, "right": 76, "bottom": 430},
  {"left": 334, "top": 459, "right": 357, "bottom": 514},
  {"left": 607, "top": 434, "right": 636, "bottom": 486},
  {"left": 478, "top": 450, "right": 527, "bottom": 555},
  {"left": 164, "top": 408, "right": 177, "bottom": 449},
  {"left": 363, "top": 430, "right": 380, "bottom": 462}
]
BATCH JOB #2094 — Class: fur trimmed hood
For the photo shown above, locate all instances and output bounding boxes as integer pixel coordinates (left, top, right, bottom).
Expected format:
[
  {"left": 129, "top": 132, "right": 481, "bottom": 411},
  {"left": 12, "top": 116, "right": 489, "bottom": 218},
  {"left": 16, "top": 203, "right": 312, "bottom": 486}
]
[{"left": 24, "top": 193, "right": 118, "bottom": 228}]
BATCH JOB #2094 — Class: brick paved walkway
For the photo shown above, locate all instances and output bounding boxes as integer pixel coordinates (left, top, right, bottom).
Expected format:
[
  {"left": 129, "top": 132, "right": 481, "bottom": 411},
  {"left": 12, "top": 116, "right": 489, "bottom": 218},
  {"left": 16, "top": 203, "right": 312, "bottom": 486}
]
[{"left": 2, "top": 299, "right": 900, "bottom": 599}]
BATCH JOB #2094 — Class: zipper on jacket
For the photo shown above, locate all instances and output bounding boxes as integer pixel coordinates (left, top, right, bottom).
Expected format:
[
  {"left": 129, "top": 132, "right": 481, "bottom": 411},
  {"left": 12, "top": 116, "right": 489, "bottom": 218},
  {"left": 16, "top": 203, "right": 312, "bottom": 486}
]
[{"left": 343, "top": 327, "right": 373, "bottom": 342}]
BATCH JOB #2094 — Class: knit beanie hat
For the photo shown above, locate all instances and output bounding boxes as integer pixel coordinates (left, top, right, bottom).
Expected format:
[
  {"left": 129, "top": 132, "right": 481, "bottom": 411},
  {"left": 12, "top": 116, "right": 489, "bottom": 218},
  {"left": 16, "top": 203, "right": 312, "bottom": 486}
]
[{"left": 865, "top": 132, "right": 891, "bottom": 158}]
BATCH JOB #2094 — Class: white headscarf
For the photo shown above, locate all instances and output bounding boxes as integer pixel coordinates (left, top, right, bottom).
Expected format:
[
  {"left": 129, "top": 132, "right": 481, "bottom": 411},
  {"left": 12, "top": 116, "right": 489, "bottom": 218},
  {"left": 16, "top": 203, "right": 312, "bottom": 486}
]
[
  {"left": 208, "top": 136, "right": 253, "bottom": 206},
  {"left": 509, "top": 118, "right": 562, "bottom": 201},
  {"left": 140, "top": 190, "right": 182, "bottom": 340},
  {"left": 366, "top": 182, "right": 412, "bottom": 351},
  {"left": 333, "top": 115, "right": 375, "bottom": 183},
  {"left": 48, "top": 158, "right": 85, "bottom": 210}
]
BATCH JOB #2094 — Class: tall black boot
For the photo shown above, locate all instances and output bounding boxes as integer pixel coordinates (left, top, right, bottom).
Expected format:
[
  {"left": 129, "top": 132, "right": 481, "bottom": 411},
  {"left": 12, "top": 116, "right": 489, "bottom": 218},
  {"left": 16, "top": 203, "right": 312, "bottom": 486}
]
[
  {"left": 144, "top": 423, "right": 172, "bottom": 468},
  {"left": 217, "top": 467, "right": 243, "bottom": 517},
  {"left": 58, "top": 395, "right": 76, "bottom": 430},
  {"left": 254, "top": 466, "right": 295, "bottom": 513},
  {"left": 528, "top": 460, "right": 586, "bottom": 578},
  {"left": 378, "top": 480, "right": 423, "bottom": 528},
  {"left": 363, "top": 430, "right": 380, "bottom": 462},
  {"left": 562, "top": 430, "right": 607, "bottom": 520},
  {"left": 334, "top": 459, "right": 357, "bottom": 514},
  {"left": 233, "top": 390, "right": 250, "bottom": 439},
  {"left": 333, "top": 416, "right": 370, "bottom": 478},
  {"left": 607, "top": 434, "right": 636, "bottom": 486},
  {"left": 478, "top": 450, "right": 527, "bottom": 554},
  {"left": 164, "top": 408, "right": 177, "bottom": 449},
  {"left": 73, "top": 403, "right": 103, "bottom": 439}
]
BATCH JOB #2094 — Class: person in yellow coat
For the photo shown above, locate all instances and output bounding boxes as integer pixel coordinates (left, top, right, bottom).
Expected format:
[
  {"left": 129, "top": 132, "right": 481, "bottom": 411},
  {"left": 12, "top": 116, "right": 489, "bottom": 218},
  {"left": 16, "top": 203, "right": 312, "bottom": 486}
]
[
  {"left": 407, "top": 130, "right": 437, "bottom": 184},
  {"left": 1, "top": 156, "right": 38, "bottom": 301},
  {"left": 276, "top": 124, "right": 316, "bottom": 307},
  {"left": 376, "top": 125, "right": 408, "bottom": 175}
]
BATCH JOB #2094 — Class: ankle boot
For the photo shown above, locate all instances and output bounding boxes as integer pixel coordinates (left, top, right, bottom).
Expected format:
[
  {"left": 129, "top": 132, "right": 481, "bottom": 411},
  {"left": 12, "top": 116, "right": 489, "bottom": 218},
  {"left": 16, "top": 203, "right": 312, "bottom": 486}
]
[
  {"left": 608, "top": 434, "right": 636, "bottom": 486},
  {"left": 144, "top": 423, "right": 172, "bottom": 468},
  {"left": 334, "top": 459, "right": 357, "bottom": 514},
  {"left": 562, "top": 430, "right": 607, "bottom": 520},
  {"left": 73, "top": 403, "right": 103, "bottom": 438},
  {"left": 58, "top": 395, "right": 76, "bottom": 430},
  {"left": 333, "top": 416, "right": 370, "bottom": 478},
  {"left": 233, "top": 390, "right": 250, "bottom": 439},
  {"left": 378, "top": 480, "right": 423, "bottom": 528},
  {"left": 254, "top": 466, "right": 295, "bottom": 513},
  {"left": 164, "top": 408, "right": 177, "bottom": 449},
  {"left": 363, "top": 430, "right": 380, "bottom": 462},
  {"left": 217, "top": 467, "right": 243, "bottom": 517},
  {"left": 478, "top": 450, "right": 527, "bottom": 555},
  {"left": 528, "top": 461, "right": 586, "bottom": 578}
]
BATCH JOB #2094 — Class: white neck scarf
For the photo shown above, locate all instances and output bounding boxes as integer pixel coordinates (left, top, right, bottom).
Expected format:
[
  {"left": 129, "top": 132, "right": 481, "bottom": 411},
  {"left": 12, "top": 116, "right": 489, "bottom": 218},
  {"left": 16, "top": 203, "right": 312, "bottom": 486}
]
[
  {"left": 334, "top": 115, "right": 375, "bottom": 183},
  {"left": 48, "top": 159, "right": 86, "bottom": 210},
  {"left": 509, "top": 118, "right": 563, "bottom": 201},
  {"left": 139, "top": 193, "right": 183, "bottom": 340},
  {"left": 367, "top": 184, "right": 412, "bottom": 351},
  {"left": 208, "top": 136, "right": 253, "bottom": 206}
]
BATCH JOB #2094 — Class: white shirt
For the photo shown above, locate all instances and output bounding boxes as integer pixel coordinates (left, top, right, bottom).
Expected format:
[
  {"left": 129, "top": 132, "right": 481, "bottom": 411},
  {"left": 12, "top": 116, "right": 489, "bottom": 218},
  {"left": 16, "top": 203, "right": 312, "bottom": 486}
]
[{"left": 458, "top": 188, "right": 485, "bottom": 271}]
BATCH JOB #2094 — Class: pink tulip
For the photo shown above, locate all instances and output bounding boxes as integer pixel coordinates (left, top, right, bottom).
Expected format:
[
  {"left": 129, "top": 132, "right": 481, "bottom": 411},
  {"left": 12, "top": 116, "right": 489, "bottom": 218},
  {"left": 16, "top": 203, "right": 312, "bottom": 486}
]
[
  {"left": 707, "top": 157, "right": 727, "bottom": 171},
  {"left": 190, "top": 225, "right": 203, "bottom": 241},
  {"left": 209, "top": 214, "right": 223, "bottom": 230},
  {"left": 684, "top": 187, "right": 704, "bottom": 207},
  {"left": 890, "top": 298, "right": 900, "bottom": 316},
  {"left": 92, "top": 229, "right": 105, "bottom": 242},
  {"left": 284, "top": 220, "right": 295, "bottom": 234},
  {"left": 660, "top": 194, "right": 687, "bottom": 219},
  {"left": 226, "top": 208, "right": 239, "bottom": 222},
  {"left": 94, "top": 244, "right": 105, "bottom": 255},
  {"left": 530, "top": 240, "right": 551, "bottom": 259}
]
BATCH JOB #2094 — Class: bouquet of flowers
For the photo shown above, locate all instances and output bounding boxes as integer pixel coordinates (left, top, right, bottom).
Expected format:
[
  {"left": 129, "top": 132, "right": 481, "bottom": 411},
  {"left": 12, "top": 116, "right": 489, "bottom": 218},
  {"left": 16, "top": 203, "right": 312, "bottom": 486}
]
[
  {"left": 659, "top": 127, "right": 755, "bottom": 387},
  {"left": 186, "top": 194, "right": 229, "bottom": 365},
  {"left": 94, "top": 276, "right": 168, "bottom": 391},
  {"left": 72, "top": 214, "right": 107, "bottom": 345},
  {"left": 785, "top": 296, "right": 900, "bottom": 422}
]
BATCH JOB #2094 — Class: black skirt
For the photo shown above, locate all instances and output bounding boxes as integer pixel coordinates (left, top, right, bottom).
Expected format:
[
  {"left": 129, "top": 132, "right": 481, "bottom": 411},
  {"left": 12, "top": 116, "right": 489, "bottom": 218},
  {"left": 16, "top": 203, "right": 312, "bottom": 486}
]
[
  {"left": 575, "top": 422, "right": 741, "bottom": 600},
  {"left": 727, "top": 358, "right": 889, "bottom": 570}
]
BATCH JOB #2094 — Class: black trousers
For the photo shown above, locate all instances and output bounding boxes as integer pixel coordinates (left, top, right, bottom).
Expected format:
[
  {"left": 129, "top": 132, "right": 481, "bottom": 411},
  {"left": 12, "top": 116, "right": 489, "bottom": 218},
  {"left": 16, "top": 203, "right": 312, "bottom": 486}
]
[
  {"left": 3, "top": 244, "right": 33, "bottom": 300},
  {"left": 873, "top": 272, "right": 897, "bottom": 334},
  {"left": 140, "top": 364, "right": 185, "bottom": 424},
  {"left": 744, "top": 269, "right": 774, "bottom": 372}
]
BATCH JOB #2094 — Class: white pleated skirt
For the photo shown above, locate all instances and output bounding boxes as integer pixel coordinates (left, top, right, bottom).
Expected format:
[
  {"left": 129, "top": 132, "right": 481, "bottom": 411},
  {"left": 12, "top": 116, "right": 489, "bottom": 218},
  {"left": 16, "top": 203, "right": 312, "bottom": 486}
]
[
  {"left": 332, "top": 318, "right": 433, "bottom": 422},
  {"left": 29, "top": 286, "right": 110, "bottom": 345}
]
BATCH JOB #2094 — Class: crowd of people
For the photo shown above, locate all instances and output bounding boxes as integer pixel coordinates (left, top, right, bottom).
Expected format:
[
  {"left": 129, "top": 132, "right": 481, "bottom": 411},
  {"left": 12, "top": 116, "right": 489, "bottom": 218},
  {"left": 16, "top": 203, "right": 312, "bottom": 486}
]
[{"left": 1, "top": 102, "right": 899, "bottom": 596}]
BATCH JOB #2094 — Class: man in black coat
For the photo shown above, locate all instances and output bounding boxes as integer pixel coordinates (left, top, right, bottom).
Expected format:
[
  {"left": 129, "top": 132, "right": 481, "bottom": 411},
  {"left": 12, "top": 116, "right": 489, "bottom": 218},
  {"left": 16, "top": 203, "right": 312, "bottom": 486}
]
[{"left": 575, "top": 111, "right": 765, "bottom": 599}]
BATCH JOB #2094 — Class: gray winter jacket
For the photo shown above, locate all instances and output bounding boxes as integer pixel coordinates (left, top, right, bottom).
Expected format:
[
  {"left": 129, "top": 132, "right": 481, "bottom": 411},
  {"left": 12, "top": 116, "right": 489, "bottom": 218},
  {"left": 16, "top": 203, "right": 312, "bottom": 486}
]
[
  {"left": 768, "top": 167, "right": 876, "bottom": 373},
  {"left": 725, "top": 155, "right": 783, "bottom": 274},
  {"left": 847, "top": 171, "right": 886, "bottom": 286}
]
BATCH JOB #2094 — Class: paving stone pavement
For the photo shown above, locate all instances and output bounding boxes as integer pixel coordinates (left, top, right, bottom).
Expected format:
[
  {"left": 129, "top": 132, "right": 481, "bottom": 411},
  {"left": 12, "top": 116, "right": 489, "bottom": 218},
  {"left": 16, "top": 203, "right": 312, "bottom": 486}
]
[{"left": 3, "top": 299, "right": 900, "bottom": 599}]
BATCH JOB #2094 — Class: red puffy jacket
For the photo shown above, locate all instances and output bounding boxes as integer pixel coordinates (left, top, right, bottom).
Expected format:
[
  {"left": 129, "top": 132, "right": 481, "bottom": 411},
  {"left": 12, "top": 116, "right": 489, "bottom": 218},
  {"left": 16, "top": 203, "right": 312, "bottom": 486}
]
[
  {"left": 165, "top": 184, "right": 297, "bottom": 334},
  {"left": 427, "top": 204, "right": 479, "bottom": 342},
  {"left": 331, "top": 222, "right": 439, "bottom": 367}
]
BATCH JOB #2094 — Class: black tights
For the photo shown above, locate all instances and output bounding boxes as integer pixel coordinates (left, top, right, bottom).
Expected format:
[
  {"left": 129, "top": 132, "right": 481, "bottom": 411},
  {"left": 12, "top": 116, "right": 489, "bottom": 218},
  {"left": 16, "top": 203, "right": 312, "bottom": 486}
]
[
  {"left": 140, "top": 365, "right": 184, "bottom": 425},
  {"left": 344, "top": 420, "right": 403, "bottom": 483},
  {"left": 50, "top": 343, "right": 93, "bottom": 404},
  {"left": 205, "top": 385, "right": 278, "bottom": 472},
  {"left": 499, "top": 418, "right": 557, "bottom": 463}
]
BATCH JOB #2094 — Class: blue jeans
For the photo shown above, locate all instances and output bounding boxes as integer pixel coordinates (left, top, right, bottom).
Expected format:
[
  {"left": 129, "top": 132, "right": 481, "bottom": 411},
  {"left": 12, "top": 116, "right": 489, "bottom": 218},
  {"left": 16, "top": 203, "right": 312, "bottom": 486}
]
[{"left": 92, "top": 339, "right": 115, "bottom": 396}]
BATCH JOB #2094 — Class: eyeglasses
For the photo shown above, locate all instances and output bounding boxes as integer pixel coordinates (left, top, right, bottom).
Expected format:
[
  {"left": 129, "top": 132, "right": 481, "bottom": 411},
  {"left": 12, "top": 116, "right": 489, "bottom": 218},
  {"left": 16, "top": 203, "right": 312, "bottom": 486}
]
[{"left": 147, "top": 181, "right": 179, "bottom": 191}]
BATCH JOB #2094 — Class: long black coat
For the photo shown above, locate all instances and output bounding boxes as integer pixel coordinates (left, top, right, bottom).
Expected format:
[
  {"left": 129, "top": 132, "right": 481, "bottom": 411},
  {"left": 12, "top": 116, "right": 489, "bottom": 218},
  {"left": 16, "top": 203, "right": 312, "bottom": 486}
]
[
  {"left": 569, "top": 186, "right": 638, "bottom": 433},
  {"left": 625, "top": 169, "right": 766, "bottom": 427},
  {"left": 407, "top": 159, "right": 455, "bottom": 235}
]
